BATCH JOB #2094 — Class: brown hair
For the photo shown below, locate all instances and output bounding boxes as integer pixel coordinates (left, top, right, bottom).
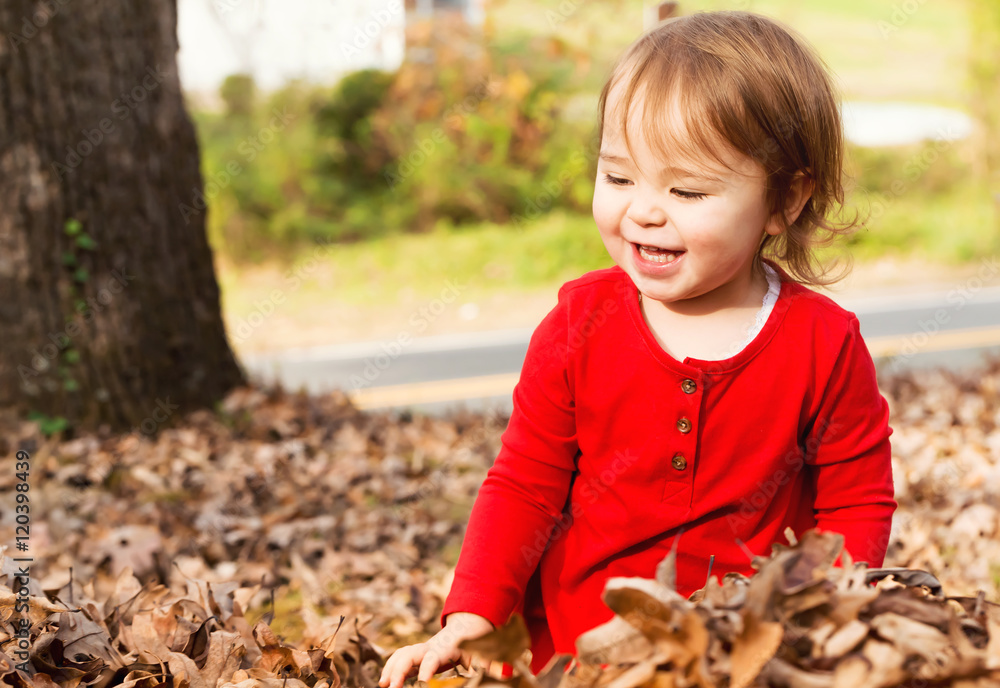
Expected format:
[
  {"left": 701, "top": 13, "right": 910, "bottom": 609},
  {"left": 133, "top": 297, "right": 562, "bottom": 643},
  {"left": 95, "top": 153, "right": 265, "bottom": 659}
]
[{"left": 597, "top": 11, "right": 855, "bottom": 286}]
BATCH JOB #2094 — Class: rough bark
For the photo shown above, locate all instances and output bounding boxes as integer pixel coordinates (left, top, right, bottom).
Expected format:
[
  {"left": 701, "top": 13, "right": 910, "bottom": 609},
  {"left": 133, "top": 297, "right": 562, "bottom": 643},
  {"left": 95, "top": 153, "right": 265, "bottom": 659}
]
[{"left": 0, "top": 0, "right": 246, "bottom": 433}]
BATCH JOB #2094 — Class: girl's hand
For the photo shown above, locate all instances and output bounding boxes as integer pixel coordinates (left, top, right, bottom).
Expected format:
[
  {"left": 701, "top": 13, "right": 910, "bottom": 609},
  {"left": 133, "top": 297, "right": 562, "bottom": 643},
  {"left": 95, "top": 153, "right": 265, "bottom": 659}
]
[{"left": 378, "top": 612, "right": 496, "bottom": 688}]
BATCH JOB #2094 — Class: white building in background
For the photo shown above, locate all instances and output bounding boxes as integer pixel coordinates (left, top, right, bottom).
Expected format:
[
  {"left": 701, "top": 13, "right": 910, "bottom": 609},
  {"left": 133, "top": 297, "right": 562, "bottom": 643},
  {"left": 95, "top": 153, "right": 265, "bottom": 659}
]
[
  {"left": 177, "top": 0, "right": 484, "bottom": 95},
  {"left": 176, "top": 1, "right": 972, "bottom": 147}
]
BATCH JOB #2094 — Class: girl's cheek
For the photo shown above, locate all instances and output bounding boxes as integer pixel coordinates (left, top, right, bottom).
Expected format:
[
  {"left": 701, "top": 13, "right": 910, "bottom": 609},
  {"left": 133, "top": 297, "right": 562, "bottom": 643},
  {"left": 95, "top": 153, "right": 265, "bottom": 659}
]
[
  {"left": 594, "top": 184, "right": 624, "bottom": 212},
  {"left": 592, "top": 189, "right": 612, "bottom": 223},
  {"left": 592, "top": 201, "right": 619, "bottom": 231}
]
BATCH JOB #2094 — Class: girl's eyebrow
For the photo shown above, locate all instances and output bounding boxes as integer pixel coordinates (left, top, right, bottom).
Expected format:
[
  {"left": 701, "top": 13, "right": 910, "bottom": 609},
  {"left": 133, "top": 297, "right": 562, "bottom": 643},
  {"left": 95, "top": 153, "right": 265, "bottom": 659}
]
[
  {"left": 599, "top": 152, "right": 632, "bottom": 165},
  {"left": 666, "top": 166, "right": 726, "bottom": 184},
  {"left": 599, "top": 152, "right": 725, "bottom": 184}
]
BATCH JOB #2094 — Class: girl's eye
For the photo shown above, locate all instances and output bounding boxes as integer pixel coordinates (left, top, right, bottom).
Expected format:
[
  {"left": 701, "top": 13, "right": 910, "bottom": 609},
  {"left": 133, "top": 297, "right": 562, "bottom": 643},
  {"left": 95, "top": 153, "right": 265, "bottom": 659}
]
[
  {"left": 672, "top": 189, "right": 707, "bottom": 200},
  {"left": 602, "top": 174, "right": 630, "bottom": 186}
]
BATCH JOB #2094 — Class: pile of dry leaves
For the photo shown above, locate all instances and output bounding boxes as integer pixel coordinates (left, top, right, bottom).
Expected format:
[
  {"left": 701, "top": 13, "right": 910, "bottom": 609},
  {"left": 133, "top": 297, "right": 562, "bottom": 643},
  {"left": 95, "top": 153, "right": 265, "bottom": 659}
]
[
  {"left": 2, "top": 529, "right": 998, "bottom": 687},
  {"left": 0, "top": 562, "right": 383, "bottom": 688},
  {"left": 0, "top": 388, "right": 508, "bottom": 648},
  {"left": 878, "top": 358, "right": 1000, "bottom": 597},
  {"left": 456, "top": 529, "right": 1000, "bottom": 688},
  {"left": 0, "top": 355, "right": 998, "bottom": 687}
]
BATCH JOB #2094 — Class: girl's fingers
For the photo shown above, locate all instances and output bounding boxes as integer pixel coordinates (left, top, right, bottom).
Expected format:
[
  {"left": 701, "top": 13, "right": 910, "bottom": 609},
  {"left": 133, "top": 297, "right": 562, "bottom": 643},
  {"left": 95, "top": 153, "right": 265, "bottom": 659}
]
[
  {"left": 379, "top": 649, "right": 404, "bottom": 687},
  {"left": 417, "top": 647, "right": 444, "bottom": 683},
  {"left": 380, "top": 655, "right": 401, "bottom": 688},
  {"left": 383, "top": 647, "right": 420, "bottom": 688},
  {"left": 379, "top": 641, "right": 469, "bottom": 688},
  {"left": 377, "top": 653, "right": 395, "bottom": 688}
]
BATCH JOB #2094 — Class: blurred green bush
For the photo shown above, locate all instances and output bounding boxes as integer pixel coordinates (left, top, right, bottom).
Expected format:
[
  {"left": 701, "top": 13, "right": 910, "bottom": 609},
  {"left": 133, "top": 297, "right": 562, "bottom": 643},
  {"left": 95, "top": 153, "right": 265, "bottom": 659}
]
[
  {"left": 192, "top": 10, "right": 998, "bottom": 268},
  {"left": 219, "top": 74, "right": 256, "bottom": 119},
  {"left": 195, "top": 19, "right": 597, "bottom": 262},
  {"left": 843, "top": 141, "right": 997, "bottom": 262}
]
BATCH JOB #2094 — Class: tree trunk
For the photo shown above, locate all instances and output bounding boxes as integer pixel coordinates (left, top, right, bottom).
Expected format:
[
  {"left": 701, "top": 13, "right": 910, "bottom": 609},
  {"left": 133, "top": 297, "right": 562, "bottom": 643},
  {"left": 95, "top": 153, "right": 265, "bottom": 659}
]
[{"left": 0, "top": 0, "right": 246, "bottom": 434}]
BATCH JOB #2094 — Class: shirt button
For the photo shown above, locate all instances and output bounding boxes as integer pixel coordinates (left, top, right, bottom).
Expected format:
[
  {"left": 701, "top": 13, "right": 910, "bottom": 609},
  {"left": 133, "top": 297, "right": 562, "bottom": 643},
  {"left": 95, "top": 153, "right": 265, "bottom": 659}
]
[
  {"left": 681, "top": 379, "right": 697, "bottom": 394},
  {"left": 671, "top": 453, "right": 687, "bottom": 470},
  {"left": 676, "top": 418, "right": 692, "bottom": 433}
]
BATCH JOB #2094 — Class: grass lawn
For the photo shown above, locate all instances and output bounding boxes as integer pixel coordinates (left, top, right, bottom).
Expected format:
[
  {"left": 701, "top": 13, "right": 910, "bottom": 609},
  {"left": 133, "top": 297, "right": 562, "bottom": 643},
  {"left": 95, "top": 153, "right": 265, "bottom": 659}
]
[{"left": 219, "top": 208, "right": 1000, "bottom": 356}]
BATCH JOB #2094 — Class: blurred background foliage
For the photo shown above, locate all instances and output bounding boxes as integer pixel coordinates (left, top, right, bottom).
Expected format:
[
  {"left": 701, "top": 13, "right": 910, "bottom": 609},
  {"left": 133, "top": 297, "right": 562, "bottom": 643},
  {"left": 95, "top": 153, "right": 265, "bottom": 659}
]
[
  {"left": 196, "top": 13, "right": 596, "bottom": 264},
  {"left": 193, "top": 0, "right": 1000, "bottom": 298}
]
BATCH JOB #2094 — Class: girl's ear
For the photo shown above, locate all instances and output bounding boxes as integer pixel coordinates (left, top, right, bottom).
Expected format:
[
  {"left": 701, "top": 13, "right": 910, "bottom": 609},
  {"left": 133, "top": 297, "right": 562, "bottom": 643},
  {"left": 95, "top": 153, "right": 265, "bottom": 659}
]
[{"left": 765, "top": 171, "right": 815, "bottom": 236}]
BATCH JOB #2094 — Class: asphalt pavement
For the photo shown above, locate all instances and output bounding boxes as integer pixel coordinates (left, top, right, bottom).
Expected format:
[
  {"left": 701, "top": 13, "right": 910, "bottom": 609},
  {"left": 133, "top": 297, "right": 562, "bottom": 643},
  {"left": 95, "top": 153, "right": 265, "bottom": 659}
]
[{"left": 240, "top": 285, "right": 1000, "bottom": 415}]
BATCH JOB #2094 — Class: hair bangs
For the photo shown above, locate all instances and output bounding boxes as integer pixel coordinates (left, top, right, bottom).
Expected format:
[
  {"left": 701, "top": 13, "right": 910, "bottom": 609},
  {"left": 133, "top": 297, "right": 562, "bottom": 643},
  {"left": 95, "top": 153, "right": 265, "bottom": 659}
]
[{"left": 601, "top": 36, "right": 759, "bottom": 181}]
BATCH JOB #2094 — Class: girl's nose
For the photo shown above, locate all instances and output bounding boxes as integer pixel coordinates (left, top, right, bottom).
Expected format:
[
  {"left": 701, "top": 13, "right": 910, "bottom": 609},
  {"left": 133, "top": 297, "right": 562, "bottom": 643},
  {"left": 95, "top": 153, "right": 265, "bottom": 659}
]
[{"left": 626, "top": 187, "right": 668, "bottom": 227}]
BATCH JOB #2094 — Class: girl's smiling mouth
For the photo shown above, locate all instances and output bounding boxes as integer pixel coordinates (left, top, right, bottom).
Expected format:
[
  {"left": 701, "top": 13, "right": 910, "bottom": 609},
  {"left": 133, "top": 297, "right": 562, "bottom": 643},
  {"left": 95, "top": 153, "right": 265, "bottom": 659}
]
[{"left": 632, "top": 242, "right": 685, "bottom": 274}]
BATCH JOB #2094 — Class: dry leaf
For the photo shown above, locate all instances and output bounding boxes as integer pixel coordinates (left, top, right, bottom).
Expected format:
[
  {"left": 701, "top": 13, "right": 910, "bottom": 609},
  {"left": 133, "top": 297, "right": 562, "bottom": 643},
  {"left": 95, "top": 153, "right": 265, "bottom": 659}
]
[
  {"left": 821, "top": 619, "right": 869, "bottom": 659},
  {"left": 576, "top": 615, "right": 656, "bottom": 665},
  {"left": 729, "top": 615, "right": 783, "bottom": 688}
]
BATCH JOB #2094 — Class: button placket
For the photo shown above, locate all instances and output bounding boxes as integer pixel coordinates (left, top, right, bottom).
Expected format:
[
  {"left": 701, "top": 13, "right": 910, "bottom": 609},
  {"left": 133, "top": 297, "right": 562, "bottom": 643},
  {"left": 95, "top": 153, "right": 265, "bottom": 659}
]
[{"left": 666, "top": 376, "right": 700, "bottom": 487}]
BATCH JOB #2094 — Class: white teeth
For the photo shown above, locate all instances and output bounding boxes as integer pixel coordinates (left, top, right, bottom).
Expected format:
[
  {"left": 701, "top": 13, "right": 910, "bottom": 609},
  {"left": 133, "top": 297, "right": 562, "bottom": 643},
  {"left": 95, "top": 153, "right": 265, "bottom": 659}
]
[{"left": 638, "top": 245, "right": 681, "bottom": 264}]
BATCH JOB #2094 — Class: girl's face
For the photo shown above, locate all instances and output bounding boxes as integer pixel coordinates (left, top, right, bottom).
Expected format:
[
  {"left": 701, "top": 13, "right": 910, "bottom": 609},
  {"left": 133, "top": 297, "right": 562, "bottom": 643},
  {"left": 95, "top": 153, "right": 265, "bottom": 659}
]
[{"left": 593, "top": 91, "right": 786, "bottom": 315}]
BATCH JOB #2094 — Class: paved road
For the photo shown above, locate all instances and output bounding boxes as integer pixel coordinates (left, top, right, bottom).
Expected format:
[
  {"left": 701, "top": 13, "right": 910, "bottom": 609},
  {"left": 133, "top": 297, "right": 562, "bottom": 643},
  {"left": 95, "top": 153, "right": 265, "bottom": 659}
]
[{"left": 241, "top": 286, "right": 1000, "bottom": 414}]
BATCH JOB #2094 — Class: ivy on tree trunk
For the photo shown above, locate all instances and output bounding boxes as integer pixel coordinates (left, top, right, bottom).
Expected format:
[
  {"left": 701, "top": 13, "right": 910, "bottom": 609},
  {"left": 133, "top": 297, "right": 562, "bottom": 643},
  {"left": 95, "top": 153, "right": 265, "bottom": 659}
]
[{"left": 0, "top": 0, "right": 246, "bottom": 434}]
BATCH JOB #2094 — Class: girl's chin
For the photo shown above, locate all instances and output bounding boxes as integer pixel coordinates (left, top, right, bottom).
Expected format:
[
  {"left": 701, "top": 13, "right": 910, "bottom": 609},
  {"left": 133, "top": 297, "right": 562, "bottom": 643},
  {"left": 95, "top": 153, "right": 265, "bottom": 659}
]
[
  {"left": 636, "top": 289, "right": 684, "bottom": 304},
  {"left": 631, "top": 273, "right": 698, "bottom": 304}
]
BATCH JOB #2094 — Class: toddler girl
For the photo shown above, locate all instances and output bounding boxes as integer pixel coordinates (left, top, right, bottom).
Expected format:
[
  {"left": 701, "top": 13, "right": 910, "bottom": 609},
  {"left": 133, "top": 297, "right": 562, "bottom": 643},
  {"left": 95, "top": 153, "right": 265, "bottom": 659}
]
[{"left": 380, "top": 10, "right": 896, "bottom": 687}]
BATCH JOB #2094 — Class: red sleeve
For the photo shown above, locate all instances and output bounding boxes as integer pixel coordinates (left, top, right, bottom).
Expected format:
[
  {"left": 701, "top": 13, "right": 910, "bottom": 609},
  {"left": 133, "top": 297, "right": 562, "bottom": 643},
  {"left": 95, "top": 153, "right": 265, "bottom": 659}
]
[
  {"left": 440, "top": 287, "right": 579, "bottom": 629},
  {"left": 804, "top": 314, "right": 897, "bottom": 568}
]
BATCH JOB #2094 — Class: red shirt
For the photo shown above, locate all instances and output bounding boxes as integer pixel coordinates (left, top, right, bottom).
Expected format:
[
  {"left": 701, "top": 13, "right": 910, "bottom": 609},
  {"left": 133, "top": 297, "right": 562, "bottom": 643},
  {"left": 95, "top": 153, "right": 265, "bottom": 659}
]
[{"left": 441, "top": 260, "right": 896, "bottom": 673}]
